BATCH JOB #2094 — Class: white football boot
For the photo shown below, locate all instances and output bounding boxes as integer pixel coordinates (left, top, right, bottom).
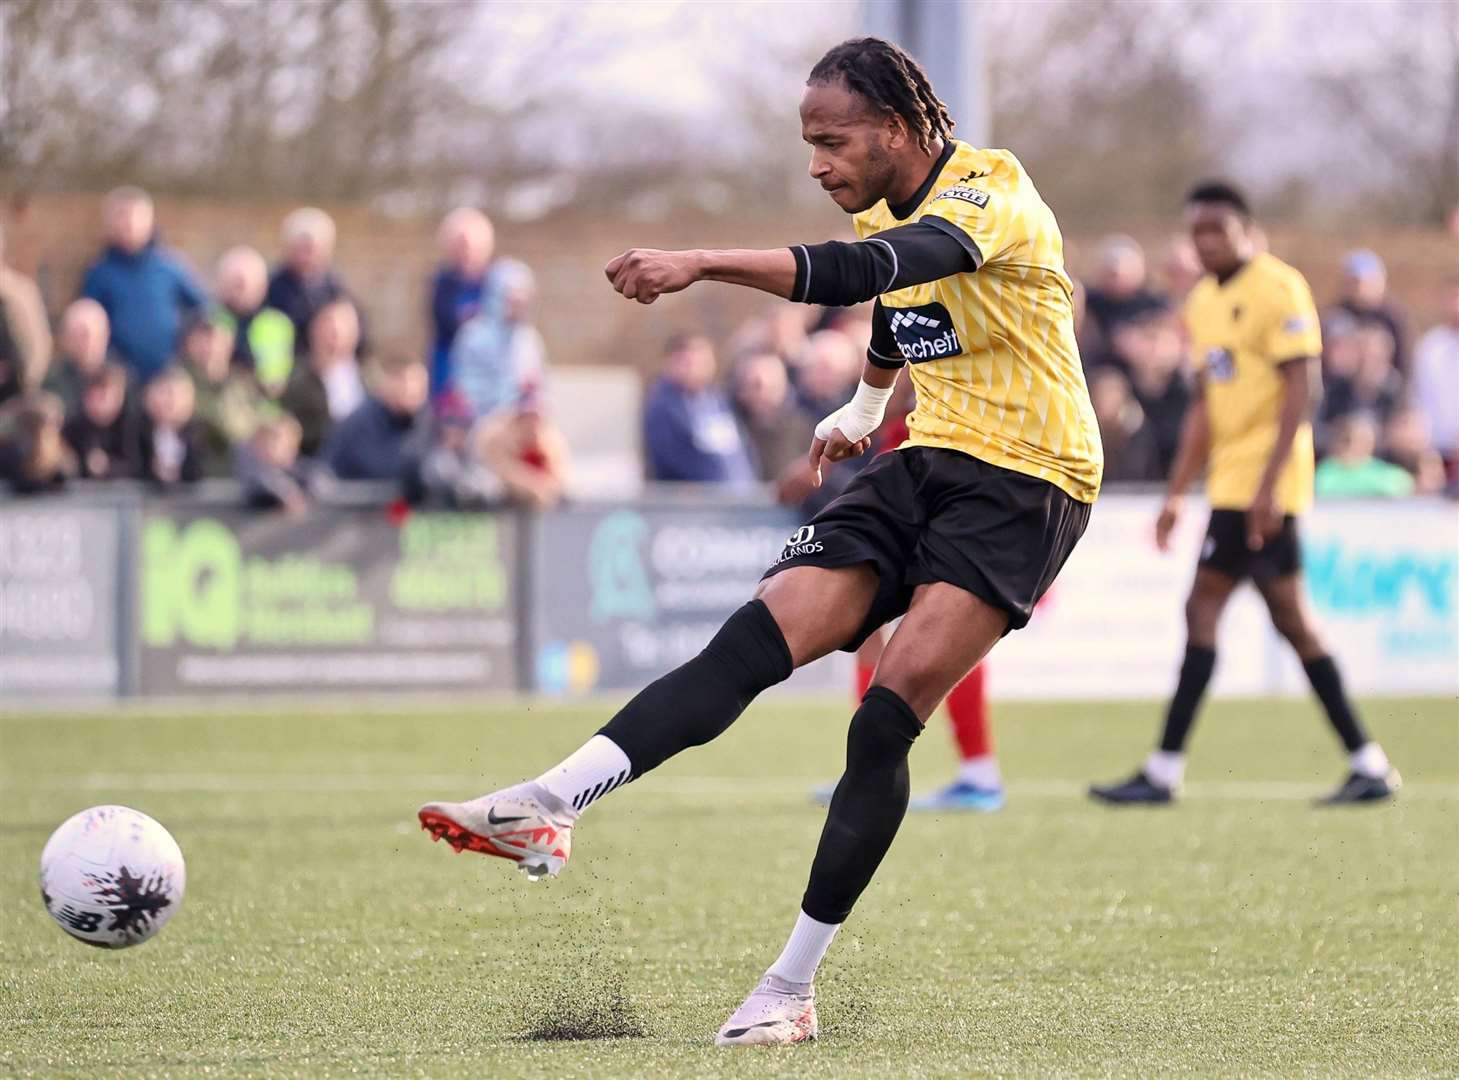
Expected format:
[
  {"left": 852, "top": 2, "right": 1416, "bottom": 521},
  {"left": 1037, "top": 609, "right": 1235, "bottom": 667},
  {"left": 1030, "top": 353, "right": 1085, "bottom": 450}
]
[
  {"left": 418, "top": 781, "right": 574, "bottom": 881},
  {"left": 715, "top": 974, "right": 818, "bottom": 1046}
]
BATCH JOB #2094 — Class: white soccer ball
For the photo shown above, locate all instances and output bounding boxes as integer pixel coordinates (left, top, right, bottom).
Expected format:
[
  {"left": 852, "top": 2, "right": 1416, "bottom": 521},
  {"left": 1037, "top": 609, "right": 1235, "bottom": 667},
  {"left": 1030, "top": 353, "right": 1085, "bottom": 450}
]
[{"left": 39, "top": 805, "right": 186, "bottom": 949}]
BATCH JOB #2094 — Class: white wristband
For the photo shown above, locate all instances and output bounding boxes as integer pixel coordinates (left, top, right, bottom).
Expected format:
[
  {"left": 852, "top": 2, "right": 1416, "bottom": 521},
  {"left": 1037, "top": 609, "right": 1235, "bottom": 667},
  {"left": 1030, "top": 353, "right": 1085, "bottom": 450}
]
[{"left": 815, "top": 379, "right": 894, "bottom": 444}]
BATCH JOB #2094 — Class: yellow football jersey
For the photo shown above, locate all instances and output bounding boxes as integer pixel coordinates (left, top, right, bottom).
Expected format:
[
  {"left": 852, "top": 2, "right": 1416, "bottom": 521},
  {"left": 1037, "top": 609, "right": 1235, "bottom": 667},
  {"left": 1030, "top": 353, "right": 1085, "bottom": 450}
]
[
  {"left": 854, "top": 141, "right": 1102, "bottom": 503},
  {"left": 1185, "top": 251, "right": 1321, "bottom": 515}
]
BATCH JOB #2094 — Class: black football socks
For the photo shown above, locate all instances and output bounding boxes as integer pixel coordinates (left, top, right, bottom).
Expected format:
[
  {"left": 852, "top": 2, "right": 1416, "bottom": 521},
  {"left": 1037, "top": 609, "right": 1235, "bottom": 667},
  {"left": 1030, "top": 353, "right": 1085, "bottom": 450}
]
[
  {"left": 1157, "top": 644, "right": 1218, "bottom": 754},
  {"left": 1303, "top": 654, "right": 1369, "bottom": 753},
  {"left": 598, "top": 599, "right": 794, "bottom": 777},
  {"left": 801, "top": 686, "right": 923, "bottom": 925}
]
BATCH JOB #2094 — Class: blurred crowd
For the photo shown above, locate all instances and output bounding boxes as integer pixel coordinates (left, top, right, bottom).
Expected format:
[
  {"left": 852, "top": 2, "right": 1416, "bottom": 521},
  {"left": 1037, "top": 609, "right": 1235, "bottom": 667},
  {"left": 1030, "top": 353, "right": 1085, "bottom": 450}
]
[
  {"left": 0, "top": 187, "right": 1455, "bottom": 507},
  {"left": 0, "top": 188, "right": 568, "bottom": 511}
]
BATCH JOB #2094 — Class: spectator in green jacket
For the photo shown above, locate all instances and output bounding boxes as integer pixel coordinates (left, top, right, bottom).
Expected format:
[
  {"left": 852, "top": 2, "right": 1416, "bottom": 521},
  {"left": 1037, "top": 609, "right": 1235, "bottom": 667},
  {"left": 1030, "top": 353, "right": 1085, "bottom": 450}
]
[{"left": 1315, "top": 413, "right": 1414, "bottom": 498}]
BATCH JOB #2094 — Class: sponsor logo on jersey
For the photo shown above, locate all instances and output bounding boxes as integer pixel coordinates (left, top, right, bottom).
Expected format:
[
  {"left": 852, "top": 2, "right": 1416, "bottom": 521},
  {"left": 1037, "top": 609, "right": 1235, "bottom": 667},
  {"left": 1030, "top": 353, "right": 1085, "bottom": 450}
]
[
  {"left": 1282, "top": 317, "right": 1310, "bottom": 333},
  {"left": 1205, "top": 346, "right": 1235, "bottom": 381},
  {"left": 886, "top": 302, "right": 963, "bottom": 362},
  {"left": 934, "top": 185, "right": 991, "bottom": 208}
]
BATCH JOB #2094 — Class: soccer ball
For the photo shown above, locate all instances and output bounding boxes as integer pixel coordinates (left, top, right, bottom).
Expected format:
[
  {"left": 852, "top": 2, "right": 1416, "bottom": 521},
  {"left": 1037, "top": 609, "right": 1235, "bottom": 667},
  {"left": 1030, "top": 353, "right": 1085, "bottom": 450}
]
[{"left": 39, "top": 805, "right": 186, "bottom": 949}]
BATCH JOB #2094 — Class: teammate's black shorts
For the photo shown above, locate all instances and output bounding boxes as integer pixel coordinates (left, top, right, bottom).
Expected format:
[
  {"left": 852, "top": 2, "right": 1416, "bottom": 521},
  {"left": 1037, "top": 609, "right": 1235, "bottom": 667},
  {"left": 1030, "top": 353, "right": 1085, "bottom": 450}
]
[
  {"left": 760, "top": 446, "right": 1091, "bottom": 650},
  {"left": 1198, "top": 508, "right": 1302, "bottom": 582}
]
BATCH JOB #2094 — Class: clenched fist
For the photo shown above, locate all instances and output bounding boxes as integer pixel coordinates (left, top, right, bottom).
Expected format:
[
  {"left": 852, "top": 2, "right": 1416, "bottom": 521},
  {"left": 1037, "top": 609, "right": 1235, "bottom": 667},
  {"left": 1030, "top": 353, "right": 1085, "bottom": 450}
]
[{"left": 605, "top": 249, "right": 702, "bottom": 305}]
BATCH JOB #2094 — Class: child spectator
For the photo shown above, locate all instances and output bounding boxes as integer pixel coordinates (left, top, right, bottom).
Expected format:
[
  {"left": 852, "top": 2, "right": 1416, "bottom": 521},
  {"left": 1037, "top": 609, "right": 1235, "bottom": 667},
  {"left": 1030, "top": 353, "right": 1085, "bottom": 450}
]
[
  {"left": 137, "top": 365, "right": 203, "bottom": 487},
  {"left": 321, "top": 354, "right": 432, "bottom": 487},
  {"left": 478, "top": 399, "right": 571, "bottom": 510},
  {"left": 0, "top": 393, "right": 71, "bottom": 495},
  {"left": 419, "top": 394, "right": 503, "bottom": 508},
  {"left": 80, "top": 187, "right": 207, "bottom": 383},
  {"left": 62, "top": 364, "right": 138, "bottom": 481},
  {"left": 430, "top": 207, "right": 497, "bottom": 396},
  {"left": 181, "top": 314, "right": 260, "bottom": 478},
  {"left": 448, "top": 259, "right": 544, "bottom": 420},
  {"left": 1315, "top": 413, "right": 1414, "bottom": 498},
  {"left": 42, "top": 299, "right": 111, "bottom": 414},
  {"left": 642, "top": 332, "right": 754, "bottom": 485},
  {"left": 236, "top": 411, "right": 311, "bottom": 514},
  {"left": 276, "top": 299, "right": 367, "bottom": 457},
  {"left": 216, "top": 245, "right": 295, "bottom": 384}
]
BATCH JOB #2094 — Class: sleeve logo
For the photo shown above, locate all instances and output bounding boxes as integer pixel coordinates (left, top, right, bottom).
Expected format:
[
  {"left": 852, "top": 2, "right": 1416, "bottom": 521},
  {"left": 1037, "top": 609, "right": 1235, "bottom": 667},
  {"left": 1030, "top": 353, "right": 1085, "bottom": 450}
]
[
  {"left": 934, "top": 185, "right": 991, "bottom": 208},
  {"left": 1282, "top": 317, "right": 1310, "bottom": 333}
]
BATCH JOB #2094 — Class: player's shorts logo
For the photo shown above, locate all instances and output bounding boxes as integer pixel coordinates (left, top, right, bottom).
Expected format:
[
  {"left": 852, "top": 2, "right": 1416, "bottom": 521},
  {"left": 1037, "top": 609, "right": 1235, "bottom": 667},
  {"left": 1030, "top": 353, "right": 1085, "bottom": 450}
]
[
  {"left": 886, "top": 301, "right": 963, "bottom": 362},
  {"left": 786, "top": 525, "right": 815, "bottom": 547},
  {"left": 1205, "top": 347, "right": 1235, "bottom": 382},
  {"left": 772, "top": 525, "right": 824, "bottom": 567}
]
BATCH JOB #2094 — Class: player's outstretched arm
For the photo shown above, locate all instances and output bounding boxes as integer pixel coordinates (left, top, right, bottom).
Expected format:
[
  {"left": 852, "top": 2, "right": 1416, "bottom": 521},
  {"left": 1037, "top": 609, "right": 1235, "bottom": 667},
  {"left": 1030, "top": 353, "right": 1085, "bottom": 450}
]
[
  {"left": 605, "top": 249, "right": 796, "bottom": 305},
  {"left": 1156, "top": 382, "right": 1211, "bottom": 551},
  {"left": 604, "top": 222, "right": 975, "bottom": 306}
]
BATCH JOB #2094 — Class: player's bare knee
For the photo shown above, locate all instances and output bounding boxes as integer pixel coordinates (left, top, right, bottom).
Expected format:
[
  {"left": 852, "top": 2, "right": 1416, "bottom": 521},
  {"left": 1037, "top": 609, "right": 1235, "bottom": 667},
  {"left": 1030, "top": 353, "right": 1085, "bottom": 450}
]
[{"left": 868, "top": 661, "right": 946, "bottom": 723}]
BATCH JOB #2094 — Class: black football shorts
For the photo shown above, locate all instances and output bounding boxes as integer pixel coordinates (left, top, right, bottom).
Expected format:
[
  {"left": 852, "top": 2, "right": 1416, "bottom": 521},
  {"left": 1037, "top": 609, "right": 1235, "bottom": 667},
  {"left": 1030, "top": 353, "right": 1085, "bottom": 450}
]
[
  {"left": 1198, "top": 508, "right": 1302, "bottom": 582},
  {"left": 760, "top": 445, "right": 1091, "bottom": 650}
]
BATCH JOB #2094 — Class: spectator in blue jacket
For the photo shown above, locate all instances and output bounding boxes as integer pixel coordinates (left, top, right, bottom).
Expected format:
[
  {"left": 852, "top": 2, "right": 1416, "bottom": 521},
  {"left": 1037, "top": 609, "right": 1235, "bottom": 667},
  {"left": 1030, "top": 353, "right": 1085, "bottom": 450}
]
[
  {"left": 266, "top": 207, "right": 367, "bottom": 357},
  {"left": 430, "top": 207, "right": 497, "bottom": 397},
  {"left": 80, "top": 187, "right": 206, "bottom": 384},
  {"left": 643, "top": 333, "right": 755, "bottom": 485},
  {"left": 321, "top": 354, "right": 432, "bottom": 491}
]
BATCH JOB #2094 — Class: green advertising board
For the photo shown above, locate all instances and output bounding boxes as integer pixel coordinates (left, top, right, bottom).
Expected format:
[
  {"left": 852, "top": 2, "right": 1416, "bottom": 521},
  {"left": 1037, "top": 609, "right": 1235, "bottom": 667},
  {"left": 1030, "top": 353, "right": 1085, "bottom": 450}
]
[{"left": 139, "top": 505, "right": 519, "bottom": 694}]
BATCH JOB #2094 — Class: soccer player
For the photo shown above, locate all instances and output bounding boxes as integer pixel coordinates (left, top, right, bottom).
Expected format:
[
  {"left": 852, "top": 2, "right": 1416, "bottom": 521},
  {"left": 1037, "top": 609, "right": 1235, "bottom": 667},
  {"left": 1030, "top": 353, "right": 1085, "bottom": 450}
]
[
  {"left": 419, "top": 37, "right": 1102, "bottom": 1045},
  {"left": 1090, "top": 182, "right": 1401, "bottom": 808}
]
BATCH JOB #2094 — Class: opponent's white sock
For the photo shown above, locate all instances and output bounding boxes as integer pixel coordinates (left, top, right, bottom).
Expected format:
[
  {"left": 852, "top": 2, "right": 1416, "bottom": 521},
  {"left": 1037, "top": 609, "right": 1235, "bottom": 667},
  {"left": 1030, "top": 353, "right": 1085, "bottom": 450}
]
[
  {"left": 1144, "top": 750, "right": 1186, "bottom": 790},
  {"left": 767, "top": 909, "right": 841, "bottom": 987},
  {"left": 958, "top": 755, "right": 1003, "bottom": 790},
  {"left": 1350, "top": 742, "right": 1391, "bottom": 779},
  {"left": 533, "top": 735, "right": 632, "bottom": 817}
]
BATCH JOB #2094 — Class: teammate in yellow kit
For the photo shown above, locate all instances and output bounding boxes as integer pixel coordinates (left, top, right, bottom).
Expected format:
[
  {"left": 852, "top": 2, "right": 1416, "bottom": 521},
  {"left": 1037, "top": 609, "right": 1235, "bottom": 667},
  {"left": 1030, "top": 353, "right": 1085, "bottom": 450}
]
[
  {"left": 419, "top": 37, "right": 1101, "bottom": 1046},
  {"left": 1090, "top": 181, "right": 1400, "bottom": 807}
]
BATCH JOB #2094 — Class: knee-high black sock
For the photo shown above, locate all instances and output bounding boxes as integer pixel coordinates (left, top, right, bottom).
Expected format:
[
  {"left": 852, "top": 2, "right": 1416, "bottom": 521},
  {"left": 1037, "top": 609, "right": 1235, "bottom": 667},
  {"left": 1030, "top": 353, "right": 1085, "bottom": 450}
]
[
  {"left": 597, "top": 599, "right": 793, "bottom": 777},
  {"left": 801, "top": 686, "right": 923, "bottom": 925},
  {"left": 1303, "top": 655, "right": 1369, "bottom": 753},
  {"left": 1158, "top": 644, "right": 1217, "bottom": 753}
]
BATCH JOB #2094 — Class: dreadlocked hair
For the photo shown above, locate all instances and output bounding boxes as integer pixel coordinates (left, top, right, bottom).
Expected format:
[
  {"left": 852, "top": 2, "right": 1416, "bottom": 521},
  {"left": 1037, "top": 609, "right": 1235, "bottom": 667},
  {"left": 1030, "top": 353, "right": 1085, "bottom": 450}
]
[{"left": 808, "top": 37, "right": 955, "bottom": 154}]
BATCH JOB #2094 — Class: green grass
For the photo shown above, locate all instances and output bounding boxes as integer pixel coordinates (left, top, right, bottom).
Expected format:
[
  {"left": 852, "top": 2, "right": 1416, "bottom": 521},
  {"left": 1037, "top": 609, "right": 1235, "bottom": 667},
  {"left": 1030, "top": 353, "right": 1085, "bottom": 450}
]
[{"left": 2, "top": 695, "right": 1456, "bottom": 1078}]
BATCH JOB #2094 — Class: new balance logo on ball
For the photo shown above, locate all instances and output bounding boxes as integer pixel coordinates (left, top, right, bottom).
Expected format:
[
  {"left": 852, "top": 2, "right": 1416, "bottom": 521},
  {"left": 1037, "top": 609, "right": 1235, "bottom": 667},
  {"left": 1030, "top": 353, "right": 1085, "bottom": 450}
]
[{"left": 886, "top": 302, "right": 963, "bottom": 362}]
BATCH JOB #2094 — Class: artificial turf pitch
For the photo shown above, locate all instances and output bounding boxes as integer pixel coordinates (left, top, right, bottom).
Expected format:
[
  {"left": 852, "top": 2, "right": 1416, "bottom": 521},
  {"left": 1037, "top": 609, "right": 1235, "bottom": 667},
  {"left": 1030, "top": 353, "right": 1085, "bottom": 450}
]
[{"left": 2, "top": 696, "right": 1455, "bottom": 1077}]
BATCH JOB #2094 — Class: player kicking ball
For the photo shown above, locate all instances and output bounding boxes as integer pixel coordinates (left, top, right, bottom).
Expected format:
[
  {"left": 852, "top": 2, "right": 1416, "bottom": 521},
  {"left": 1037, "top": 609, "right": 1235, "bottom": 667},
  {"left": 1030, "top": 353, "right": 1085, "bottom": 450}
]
[
  {"left": 420, "top": 37, "right": 1103, "bottom": 1046},
  {"left": 1090, "top": 182, "right": 1400, "bottom": 808}
]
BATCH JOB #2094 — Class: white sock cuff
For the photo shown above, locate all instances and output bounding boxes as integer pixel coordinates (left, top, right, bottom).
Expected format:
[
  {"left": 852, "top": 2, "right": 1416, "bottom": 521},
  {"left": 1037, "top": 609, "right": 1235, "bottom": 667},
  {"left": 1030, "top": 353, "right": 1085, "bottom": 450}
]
[
  {"left": 1145, "top": 750, "right": 1185, "bottom": 790},
  {"left": 533, "top": 734, "right": 633, "bottom": 816},
  {"left": 1350, "top": 742, "right": 1390, "bottom": 779},
  {"left": 958, "top": 755, "right": 1003, "bottom": 790},
  {"left": 767, "top": 909, "right": 841, "bottom": 986}
]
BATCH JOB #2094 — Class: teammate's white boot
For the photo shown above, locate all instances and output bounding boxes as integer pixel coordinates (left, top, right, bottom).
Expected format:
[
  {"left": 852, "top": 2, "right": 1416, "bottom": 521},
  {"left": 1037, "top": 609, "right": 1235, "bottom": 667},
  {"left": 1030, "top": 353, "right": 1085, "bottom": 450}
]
[
  {"left": 715, "top": 974, "right": 818, "bottom": 1046},
  {"left": 418, "top": 781, "right": 574, "bottom": 881}
]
